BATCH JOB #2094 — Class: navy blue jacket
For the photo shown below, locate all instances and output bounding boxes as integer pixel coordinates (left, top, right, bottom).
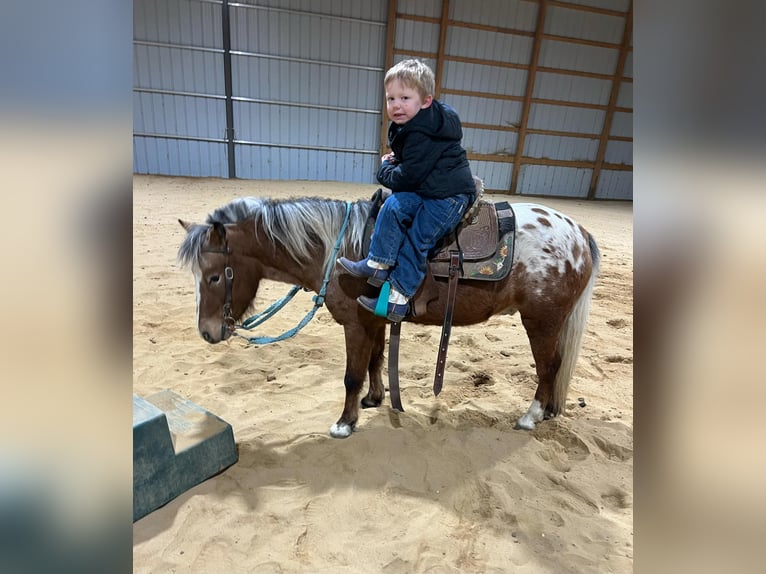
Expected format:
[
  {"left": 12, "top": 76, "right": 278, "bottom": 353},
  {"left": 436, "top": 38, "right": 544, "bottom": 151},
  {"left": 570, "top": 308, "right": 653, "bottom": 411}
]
[{"left": 376, "top": 100, "right": 475, "bottom": 199}]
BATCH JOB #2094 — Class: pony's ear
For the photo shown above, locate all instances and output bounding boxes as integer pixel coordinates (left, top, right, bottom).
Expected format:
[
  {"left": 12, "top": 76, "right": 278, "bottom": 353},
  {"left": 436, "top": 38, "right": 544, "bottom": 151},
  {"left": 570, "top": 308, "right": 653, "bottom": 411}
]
[
  {"left": 212, "top": 221, "right": 227, "bottom": 239},
  {"left": 208, "top": 221, "right": 227, "bottom": 246},
  {"left": 179, "top": 219, "right": 194, "bottom": 231}
]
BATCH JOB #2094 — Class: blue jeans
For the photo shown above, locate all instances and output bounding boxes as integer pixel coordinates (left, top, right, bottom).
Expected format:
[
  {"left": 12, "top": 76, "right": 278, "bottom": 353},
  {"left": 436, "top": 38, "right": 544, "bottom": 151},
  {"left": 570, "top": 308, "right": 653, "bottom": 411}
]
[{"left": 368, "top": 192, "right": 470, "bottom": 298}]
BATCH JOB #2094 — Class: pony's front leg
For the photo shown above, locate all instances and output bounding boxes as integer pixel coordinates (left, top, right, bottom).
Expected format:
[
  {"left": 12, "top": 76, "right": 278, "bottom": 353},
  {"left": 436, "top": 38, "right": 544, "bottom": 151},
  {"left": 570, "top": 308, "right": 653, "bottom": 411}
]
[
  {"left": 361, "top": 323, "right": 386, "bottom": 408},
  {"left": 330, "top": 324, "right": 376, "bottom": 438}
]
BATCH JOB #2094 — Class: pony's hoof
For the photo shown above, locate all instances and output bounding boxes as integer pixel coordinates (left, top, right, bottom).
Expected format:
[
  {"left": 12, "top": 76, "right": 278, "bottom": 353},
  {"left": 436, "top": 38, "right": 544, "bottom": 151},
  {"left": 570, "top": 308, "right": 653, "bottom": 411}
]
[
  {"left": 515, "top": 416, "right": 537, "bottom": 430},
  {"left": 516, "top": 399, "right": 544, "bottom": 430},
  {"left": 361, "top": 396, "right": 382, "bottom": 408},
  {"left": 330, "top": 422, "right": 354, "bottom": 438}
]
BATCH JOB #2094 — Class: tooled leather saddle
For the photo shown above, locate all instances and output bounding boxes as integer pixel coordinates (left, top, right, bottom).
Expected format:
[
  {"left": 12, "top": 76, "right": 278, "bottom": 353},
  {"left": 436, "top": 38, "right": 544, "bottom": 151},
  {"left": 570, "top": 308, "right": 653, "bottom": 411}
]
[
  {"left": 363, "top": 177, "right": 516, "bottom": 411},
  {"left": 364, "top": 178, "right": 516, "bottom": 286}
]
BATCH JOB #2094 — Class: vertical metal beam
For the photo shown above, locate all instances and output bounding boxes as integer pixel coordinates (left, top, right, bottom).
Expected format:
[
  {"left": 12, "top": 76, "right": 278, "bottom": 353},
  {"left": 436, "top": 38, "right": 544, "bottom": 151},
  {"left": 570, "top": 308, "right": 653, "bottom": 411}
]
[
  {"left": 380, "top": 0, "right": 398, "bottom": 156},
  {"left": 222, "top": 0, "right": 237, "bottom": 178},
  {"left": 434, "top": 0, "right": 450, "bottom": 99},
  {"left": 588, "top": 0, "right": 632, "bottom": 199},
  {"left": 510, "top": 0, "right": 547, "bottom": 194}
]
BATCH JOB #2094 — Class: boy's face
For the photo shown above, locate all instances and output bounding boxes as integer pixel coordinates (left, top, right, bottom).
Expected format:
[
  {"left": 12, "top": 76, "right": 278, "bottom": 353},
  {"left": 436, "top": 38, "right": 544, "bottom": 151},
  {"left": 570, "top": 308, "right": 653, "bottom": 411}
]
[{"left": 385, "top": 78, "right": 433, "bottom": 125}]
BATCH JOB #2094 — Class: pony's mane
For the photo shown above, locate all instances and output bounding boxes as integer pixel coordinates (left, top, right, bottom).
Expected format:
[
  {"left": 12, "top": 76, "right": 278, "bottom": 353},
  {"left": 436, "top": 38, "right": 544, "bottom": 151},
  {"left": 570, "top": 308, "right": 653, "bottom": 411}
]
[{"left": 178, "top": 196, "right": 371, "bottom": 270}]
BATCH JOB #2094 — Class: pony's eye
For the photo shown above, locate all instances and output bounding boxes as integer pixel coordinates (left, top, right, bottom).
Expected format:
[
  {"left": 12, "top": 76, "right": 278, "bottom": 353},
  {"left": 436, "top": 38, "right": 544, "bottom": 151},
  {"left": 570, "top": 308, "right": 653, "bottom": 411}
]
[{"left": 208, "top": 274, "right": 220, "bottom": 285}]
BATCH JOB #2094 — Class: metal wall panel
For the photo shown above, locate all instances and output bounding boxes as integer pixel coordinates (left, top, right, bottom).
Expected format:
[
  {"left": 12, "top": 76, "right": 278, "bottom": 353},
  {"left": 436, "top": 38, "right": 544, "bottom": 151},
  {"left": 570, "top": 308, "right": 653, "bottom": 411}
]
[
  {"left": 527, "top": 103, "right": 606, "bottom": 135},
  {"left": 229, "top": 0, "right": 386, "bottom": 183},
  {"left": 533, "top": 71, "right": 612, "bottom": 105},
  {"left": 231, "top": 4, "right": 385, "bottom": 67},
  {"left": 134, "top": 0, "right": 631, "bottom": 199},
  {"left": 241, "top": 0, "right": 387, "bottom": 21},
  {"left": 134, "top": 92, "right": 225, "bottom": 140},
  {"left": 450, "top": 0, "right": 538, "bottom": 31},
  {"left": 134, "top": 0, "right": 386, "bottom": 183},
  {"left": 442, "top": 94, "right": 523, "bottom": 127},
  {"left": 134, "top": 0, "right": 222, "bottom": 47},
  {"left": 232, "top": 57, "right": 381, "bottom": 110},
  {"left": 545, "top": 4, "right": 625, "bottom": 44},
  {"left": 539, "top": 39, "right": 618, "bottom": 75},
  {"left": 133, "top": 0, "right": 226, "bottom": 177},
  {"left": 467, "top": 160, "right": 513, "bottom": 192},
  {"left": 396, "top": 0, "right": 441, "bottom": 18},
  {"left": 525, "top": 134, "right": 599, "bottom": 162},
  {"left": 236, "top": 146, "right": 378, "bottom": 182},
  {"left": 133, "top": 44, "right": 224, "bottom": 94},
  {"left": 604, "top": 140, "right": 632, "bottom": 165},
  {"left": 565, "top": 0, "right": 631, "bottom": 11},
  {"left": 394, "top": 19, "right": 441, "bottom": 54},
  {"left": 446, "top": 27, "right": 534, "bottom": 64},
  {"left": 623, "top": 51, "right": 633, "bottom": 77},
  {"left": 233, "top": 101, "right": 379, "bottom": 151},
  {"left": 461, "top": 128, "right": 517, "bottom": 156},
  {"left": 134, "top": 136, "right": 228, "bottom": 177},
  {"left": 609, "top": 111, "right": 633, "bottom": 138},
  {"left": 518, "top": 165, "right": 593, "bottom": 198},
  {"left": 232, "top": 60, "right": 383, "bottom": 111},
  {"left": 616, "top": 81, "right": 632, "bottom": 108},
  {"left": 595, "top": 169, "right": 632, "bottom": 200},
  {"left": 442, "top": 1, "right": 628, "bottom": 198},
  {"left": 443, "top": 61, "right": 528, "bottom": 97}
]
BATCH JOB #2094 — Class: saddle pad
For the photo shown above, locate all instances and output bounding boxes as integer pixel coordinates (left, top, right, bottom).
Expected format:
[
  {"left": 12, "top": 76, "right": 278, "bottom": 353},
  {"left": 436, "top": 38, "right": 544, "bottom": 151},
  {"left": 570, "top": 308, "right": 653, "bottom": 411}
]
[
  {"left": 432, "top": 202, "right": 498, "bottom": 261},
  {"left": 428, "top": 202, "right": 515, "bottom": 281}
]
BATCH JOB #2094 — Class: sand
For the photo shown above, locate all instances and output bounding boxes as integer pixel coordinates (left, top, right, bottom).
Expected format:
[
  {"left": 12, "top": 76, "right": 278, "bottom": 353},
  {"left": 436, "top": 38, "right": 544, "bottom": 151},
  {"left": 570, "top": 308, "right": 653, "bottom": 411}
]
[{"left": 132, "top": 174, "right": 633, "bottom": 573}]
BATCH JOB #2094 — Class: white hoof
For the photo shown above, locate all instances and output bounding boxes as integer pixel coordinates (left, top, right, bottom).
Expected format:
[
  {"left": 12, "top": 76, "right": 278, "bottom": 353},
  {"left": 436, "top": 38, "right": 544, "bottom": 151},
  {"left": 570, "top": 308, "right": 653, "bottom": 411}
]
[
  {"left": 516, "top": 414, "right": 537, "bottom": 430},
  {"left": 330, "top": 422, "right": 353, "bottom": 438},
  {"left": 516, "top": 399, "right": 544, "bottom": 430}
]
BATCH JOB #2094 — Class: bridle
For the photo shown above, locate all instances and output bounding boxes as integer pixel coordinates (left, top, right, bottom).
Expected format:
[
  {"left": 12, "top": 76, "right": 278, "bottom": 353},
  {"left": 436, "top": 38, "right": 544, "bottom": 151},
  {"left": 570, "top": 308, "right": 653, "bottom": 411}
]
[
  {"left": 201, "top": 241, "right": 235, "bottom": 341},
  {"left": 198, "top": 200, "right": 352, "bottom": 346}
]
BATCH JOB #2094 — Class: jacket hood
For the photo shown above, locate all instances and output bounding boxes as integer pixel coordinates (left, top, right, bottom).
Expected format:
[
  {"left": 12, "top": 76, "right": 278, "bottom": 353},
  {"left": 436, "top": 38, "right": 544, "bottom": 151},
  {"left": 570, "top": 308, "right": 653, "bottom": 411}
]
[{"left": 390, "top": 99, "right": 462, "bottom": 142}]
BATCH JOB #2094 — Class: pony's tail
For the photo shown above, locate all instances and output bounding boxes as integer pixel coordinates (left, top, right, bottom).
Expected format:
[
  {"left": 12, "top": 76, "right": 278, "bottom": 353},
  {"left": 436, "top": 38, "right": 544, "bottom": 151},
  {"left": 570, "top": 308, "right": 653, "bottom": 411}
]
[{"left": 551, "top": 233, "right": 600, "bottom": 415}]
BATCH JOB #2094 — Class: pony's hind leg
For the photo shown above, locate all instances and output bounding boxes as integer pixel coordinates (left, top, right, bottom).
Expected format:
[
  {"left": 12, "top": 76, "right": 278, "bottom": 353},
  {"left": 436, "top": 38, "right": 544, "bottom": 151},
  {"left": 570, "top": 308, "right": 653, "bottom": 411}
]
[
  {"left": 361, "top": 324, "right": 386, "bottom": 408},
  {"left": 516, "top": 314, "right": 565, "bottom": 430},
  {"left": 330, "top": 323, "right": 376, "bottom": 438}
]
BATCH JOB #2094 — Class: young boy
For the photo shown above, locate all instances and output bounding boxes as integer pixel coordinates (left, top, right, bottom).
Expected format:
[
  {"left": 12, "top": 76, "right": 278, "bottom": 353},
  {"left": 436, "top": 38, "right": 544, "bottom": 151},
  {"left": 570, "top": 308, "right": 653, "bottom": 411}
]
[{"left": 337, "top": 59, "right": 476, "bottom": 321}]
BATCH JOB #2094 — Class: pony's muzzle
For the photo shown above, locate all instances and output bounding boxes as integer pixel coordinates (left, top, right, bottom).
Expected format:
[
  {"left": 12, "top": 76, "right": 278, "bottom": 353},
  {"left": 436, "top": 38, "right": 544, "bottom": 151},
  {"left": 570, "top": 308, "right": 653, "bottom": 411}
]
[
  {"left": 201, "top": 330, "right": 216, "bottom": 344},
  {"left": 200, "top": 322, "right": 234, "bottom": 344}
]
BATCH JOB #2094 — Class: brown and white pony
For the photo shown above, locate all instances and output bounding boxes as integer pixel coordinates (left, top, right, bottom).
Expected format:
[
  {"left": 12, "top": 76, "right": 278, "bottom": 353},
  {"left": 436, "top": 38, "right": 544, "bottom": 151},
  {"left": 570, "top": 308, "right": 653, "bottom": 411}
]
[{"left": 178, "top": 195, "right": 599, "bottom": 438}]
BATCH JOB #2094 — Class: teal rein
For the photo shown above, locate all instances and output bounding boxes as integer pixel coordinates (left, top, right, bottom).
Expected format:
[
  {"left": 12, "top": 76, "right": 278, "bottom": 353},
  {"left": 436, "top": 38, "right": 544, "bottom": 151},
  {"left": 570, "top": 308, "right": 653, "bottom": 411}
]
[
  {"left": 234, "top": 200, "right": 352, "bottom": 346},
  {"left": 237, "top": 285, "right": 303, "bottom": 331}
]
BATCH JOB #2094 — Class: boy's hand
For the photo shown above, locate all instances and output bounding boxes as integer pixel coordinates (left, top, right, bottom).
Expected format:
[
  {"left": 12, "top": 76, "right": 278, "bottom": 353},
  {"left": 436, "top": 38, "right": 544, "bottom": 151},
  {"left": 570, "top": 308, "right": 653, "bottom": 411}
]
[{"left": 381, "top": 152, "right": 396, "bottom": 164}]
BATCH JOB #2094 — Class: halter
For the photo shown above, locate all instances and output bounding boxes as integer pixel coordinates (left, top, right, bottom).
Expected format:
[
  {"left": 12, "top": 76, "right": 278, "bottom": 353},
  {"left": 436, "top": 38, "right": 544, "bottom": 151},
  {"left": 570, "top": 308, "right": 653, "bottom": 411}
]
[{"left": 200, "top": 242, "right": 235, "bottom": 341}]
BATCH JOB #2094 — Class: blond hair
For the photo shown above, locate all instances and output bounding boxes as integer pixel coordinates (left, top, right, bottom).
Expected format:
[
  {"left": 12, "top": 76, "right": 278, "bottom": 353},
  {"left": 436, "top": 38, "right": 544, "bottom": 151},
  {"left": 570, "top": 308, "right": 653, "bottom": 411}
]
[{"left": 384, "top": 59, "right": 435, "bottom": 100}]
